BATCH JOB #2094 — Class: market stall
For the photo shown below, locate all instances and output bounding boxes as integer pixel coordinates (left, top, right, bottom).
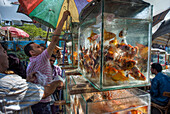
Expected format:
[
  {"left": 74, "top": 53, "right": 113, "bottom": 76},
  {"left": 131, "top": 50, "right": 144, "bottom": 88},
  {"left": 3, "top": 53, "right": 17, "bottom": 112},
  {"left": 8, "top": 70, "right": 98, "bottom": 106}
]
[{"left": 56, "top": 0, "right": 153, "bottom": 113}]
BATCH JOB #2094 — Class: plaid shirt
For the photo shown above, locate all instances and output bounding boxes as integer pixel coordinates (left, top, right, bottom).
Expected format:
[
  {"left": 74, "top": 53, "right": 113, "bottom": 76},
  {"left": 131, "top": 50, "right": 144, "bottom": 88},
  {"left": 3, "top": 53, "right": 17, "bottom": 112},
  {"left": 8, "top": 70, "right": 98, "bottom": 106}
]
[{"left": 26, "top": 49, "right": 52, "bottom": 102}]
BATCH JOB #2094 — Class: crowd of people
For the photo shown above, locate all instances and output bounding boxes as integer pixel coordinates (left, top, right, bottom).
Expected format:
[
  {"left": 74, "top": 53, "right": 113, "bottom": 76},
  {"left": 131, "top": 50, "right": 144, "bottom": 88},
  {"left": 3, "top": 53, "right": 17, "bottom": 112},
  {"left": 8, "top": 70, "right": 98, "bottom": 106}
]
[
  {"left": 0, "top": 10, "right": 70, "bottom": 114},
  {"left": 0, "top": 10, "right": 170, "bottom": 114}
]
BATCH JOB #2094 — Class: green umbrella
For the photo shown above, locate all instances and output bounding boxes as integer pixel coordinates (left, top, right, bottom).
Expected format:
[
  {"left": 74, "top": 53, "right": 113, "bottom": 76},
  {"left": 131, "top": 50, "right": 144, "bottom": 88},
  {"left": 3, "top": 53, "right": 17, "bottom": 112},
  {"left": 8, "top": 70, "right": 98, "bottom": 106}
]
[{"left": 18, "top": 0, "right": 90, "bottom": 29}]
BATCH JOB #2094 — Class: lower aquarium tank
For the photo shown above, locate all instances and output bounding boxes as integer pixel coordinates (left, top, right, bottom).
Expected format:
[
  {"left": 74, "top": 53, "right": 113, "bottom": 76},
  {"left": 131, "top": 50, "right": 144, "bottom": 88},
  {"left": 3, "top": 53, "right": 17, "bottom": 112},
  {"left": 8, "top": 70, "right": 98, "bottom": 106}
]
[
  {"left": 78, "top": 0, "right": 153, "bottom": 90},
  {"left": 70, "top": 88, "right": 150, "bottom": 114}
]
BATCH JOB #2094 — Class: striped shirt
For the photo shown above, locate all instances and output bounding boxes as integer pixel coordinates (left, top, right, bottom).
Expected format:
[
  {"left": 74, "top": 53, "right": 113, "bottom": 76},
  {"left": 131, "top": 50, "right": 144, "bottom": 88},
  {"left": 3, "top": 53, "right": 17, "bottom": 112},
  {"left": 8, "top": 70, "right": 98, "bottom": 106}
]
[
  {"left": 26, "top": 49, "right": 52, "bottom": 102},
  {"left": 0, "top": 73, "right": 44, "bottom": 114}
]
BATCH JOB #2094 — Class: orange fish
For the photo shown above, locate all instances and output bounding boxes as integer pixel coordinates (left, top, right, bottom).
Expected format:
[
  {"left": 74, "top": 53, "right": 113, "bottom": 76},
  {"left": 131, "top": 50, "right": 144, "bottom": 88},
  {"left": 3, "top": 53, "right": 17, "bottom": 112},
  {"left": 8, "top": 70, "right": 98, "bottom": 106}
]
[
  {"left": 128, "top": 105, "right": 148, "bottom": 114},
  {"left": 129, "top": 66, "right": 146, "bottom": 80},
  {"left": 104, "top": 29, "right": 116, "bottom": 41},
  {"left": 137, "top": 106, "right": 148, "bottom": 113},
  {"left": 111, "top": 70, "right": 129, "bottom": 81},
  {"left": 87, "top": 30, "right": 98, "bottom": 43},
  {"left": 109, "top": 37, "right": 118, "bottom": 45},
  {"left": 136, "top": 42, "right": 148, "bottom": 59},
  {"left": 103, "top": 65, "right": 118, "bottom": 77},
  {"left": 73, "top": 52, "right": 78, "bottom": 64},
  {"left": 84, "top": 54, "right": 91, "bottom": 62},
  {"left": 73, "top": 51, "right": 78, "bottom": 57},
  {"left": 129, "top": 110, "right": 142, "bottom": 114},
  {"left": 122, "top": 59, "right": 136, "bottom": 70},
  {"left": 94, "top": 64, "right": 100, "bottom": 76},
  {"left": 119, "top": 28, "right": 127, "bottom": 38},
  {"left": 108, "top": 46, "right": 117, "bottom": 55}
]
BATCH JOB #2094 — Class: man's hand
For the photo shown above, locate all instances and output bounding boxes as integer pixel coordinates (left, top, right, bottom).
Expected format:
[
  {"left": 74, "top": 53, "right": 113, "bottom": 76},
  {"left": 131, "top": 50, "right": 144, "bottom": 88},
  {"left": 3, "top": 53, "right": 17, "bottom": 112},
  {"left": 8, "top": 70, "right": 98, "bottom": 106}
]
[
  {"left": 62, "top": 10, "right": 70, "bottom": 21},
  {"left": 56, "top": 80, "right": 64, "bottom": 90},
  {"left": 43, "top": 80, "right": 64, "bottom": 98},
  {"left": 47, "top": 10, "right": 70, "bottom": 57}
]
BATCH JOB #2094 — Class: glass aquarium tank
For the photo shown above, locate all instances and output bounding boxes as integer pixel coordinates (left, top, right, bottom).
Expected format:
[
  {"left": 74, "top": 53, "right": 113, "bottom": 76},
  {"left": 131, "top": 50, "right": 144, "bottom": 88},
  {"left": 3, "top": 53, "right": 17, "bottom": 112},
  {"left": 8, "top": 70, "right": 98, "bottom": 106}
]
[
  {"left": 64, "top": 75, "right": 93, "bottom": 104},
  {"left": 70, "top": 88, "right": 150, "bottom": 114},
  {"left": 78, "top": 0, "right": 153, "bottom": 90}
]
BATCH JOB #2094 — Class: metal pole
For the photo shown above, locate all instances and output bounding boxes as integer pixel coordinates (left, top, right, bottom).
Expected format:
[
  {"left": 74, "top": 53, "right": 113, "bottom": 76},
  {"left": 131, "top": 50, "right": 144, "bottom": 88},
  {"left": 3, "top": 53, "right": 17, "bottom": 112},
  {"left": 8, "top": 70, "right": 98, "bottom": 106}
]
[{"left": 45, "top": 27, "right": 50, "bottom": 45}]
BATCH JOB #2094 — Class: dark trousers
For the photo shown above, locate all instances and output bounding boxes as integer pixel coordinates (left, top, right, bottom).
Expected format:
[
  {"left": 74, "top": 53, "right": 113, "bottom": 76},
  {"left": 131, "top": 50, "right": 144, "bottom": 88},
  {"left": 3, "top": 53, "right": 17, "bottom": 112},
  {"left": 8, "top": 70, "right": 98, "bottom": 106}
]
[{"left": 31, "top": 102, "right": 52, "bottom": 114}]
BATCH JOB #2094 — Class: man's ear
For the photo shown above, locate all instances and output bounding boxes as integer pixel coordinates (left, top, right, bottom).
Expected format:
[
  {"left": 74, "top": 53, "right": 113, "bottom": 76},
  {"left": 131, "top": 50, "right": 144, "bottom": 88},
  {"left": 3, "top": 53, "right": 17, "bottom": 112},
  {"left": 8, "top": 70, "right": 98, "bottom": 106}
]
[{"left": 29, "top": 50, "right": 34, "bottom": 56}]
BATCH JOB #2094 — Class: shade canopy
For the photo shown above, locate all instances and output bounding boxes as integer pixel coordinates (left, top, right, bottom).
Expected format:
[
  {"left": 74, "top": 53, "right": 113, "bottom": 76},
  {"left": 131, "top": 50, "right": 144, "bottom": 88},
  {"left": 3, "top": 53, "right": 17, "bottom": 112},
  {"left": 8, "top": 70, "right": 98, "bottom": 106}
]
[
  {"left": 18, "top": 0, "right": 91, "bottom": 29},
  {"left": 152, "top": 19, "right": 170, "bottom": 46},
  {"left": 1, "top": 26, "right": 29, "bottom": 38}
]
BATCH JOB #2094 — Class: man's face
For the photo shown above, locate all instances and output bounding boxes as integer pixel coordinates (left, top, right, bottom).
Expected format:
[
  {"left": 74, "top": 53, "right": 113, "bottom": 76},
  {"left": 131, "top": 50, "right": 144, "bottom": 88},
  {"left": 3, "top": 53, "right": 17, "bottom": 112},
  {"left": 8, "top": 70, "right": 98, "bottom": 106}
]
[
  {"left": 151, "top": 67, "right": 155, "bottom": 74},
  {"left": 30, "top": 43, "right": 43, "bottom": 56},
  {"left": 0, "top": 44, "right": 9, "bottom": 72},
  {"left": 50, "top": 57, "right": 56, "bottom": 66}
]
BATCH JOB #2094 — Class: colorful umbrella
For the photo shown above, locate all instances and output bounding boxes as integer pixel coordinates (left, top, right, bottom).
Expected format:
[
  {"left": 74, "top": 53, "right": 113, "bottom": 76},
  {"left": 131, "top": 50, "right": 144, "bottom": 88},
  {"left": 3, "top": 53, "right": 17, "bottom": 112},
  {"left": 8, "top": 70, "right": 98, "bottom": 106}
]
[
  {"left": 18, "top": 0, "right": 92, "bottom": 29},
  {"left": 0, "top": 26, "right": 29, "bottom": 38}
]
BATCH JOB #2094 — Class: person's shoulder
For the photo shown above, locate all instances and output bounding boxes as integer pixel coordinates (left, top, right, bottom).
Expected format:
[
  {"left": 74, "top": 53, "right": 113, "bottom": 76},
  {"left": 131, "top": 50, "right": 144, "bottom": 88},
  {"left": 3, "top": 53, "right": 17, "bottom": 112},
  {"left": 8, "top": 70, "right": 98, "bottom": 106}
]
[
  {"left": 152, "top": 73, "right": 162, "bottom": 81},
  {"left": 156, "top": 72, "right": 165, "bottom": 78},
  {"left": 155, "top": 72, "right": 170, "bottom": 81},
  {"left": 39, "top": 49, "right": 50, "bottom": 59}
]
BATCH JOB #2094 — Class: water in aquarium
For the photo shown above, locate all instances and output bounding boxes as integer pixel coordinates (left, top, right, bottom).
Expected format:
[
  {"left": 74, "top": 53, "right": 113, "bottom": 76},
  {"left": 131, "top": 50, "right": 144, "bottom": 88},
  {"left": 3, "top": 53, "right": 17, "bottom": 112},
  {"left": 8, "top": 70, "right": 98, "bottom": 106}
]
[
  {"left": 78, "top": 17, "right": 151, "bottom": 90},
  {"left": 71, "top": 89, "right": 150, "bottom": 114}
]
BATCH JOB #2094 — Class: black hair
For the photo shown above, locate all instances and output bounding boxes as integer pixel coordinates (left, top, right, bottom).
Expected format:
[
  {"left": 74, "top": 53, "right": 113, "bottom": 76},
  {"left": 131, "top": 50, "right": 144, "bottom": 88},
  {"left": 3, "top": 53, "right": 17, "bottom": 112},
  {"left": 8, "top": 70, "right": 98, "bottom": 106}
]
[
  {"left": 0, "top": 41, "right": 8, "bottom": 51},
  {"left": 24, "top": 42, "right": 34, "bottom": 57},
  {"left": 56, "top": 50, "right": 60, "bottom": 53},
  {"left": 40, "top": 43, "right": 46, "bottom": 49},
  {"left": 151, "top": 63, "right": 162, "bottom": 72},
  {"left": 7, "top": 53, "right": 26, "bottom": 79},
  {"left": 51, "top": 54, "right": 57, "bottom": 59}
]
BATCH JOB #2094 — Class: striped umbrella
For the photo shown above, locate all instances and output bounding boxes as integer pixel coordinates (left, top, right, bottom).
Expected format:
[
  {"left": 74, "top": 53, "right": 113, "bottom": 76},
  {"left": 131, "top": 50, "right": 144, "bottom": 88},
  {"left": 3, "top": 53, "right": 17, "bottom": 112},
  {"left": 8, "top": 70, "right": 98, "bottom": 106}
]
[{"left": 18, "top": 0, "right": 92, "bottom": 29}]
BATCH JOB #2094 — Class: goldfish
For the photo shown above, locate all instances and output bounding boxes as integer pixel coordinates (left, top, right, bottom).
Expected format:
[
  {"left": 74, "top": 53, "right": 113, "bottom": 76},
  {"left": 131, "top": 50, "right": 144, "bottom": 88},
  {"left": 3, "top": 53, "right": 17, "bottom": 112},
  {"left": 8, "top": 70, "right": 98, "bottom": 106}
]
[
  {"left": 136, "top": 42, "right": 148, "bottom": 59},
  {"left": 84, "top": 54, "right": 91, "bottom": 62},
  {"left": 111, "top": 70, "right": 129, "bottom": 81},
  {"left": 109, "top": 36, "right": 118, "bottom": 45},
  {"left": 119, "top": 28, "right": 127, "bottom": 38},
  {"left": 117, "top": 44, "right": 133, "bottom": 52},
  {"left": 103, "top": 65, "right": 118, "bottom": 77},
  {"left": 87, "top": 30, "right": 98, "bottom": 43},
  {"left": 122, "top": 59, "right": 136, "bottom": 70},
  {"left": 108, "top": 46, "right": 117, "bottom": 55},
  {"left": 79, "top": 61, "right": 84, "bottom": 70},
  {"left": 128, "top": 105, "right": 148, "bottom": 114},
  {"left": 129, "top": 110, "right": 142, "bottom": 114},
  {"left": 129, "top": 66, "right": 146, "bottom": 80},
  {"left": 73, "top": 51, "right": 78, "bottom": 57},
  {"left": 104, "top": 29, "right": 116, "bottom": 41},
  {"left": 94, "top": 64, "right": 100, "bottom": 77}
]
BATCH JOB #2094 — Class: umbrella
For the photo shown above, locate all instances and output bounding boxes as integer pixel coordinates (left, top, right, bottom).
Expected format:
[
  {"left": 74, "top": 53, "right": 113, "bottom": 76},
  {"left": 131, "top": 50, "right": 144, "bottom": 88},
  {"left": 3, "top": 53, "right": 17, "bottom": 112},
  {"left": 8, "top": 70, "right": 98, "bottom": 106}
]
[
  {"left": 0, "top": 26, "right": 6, "bottom": 36},
  {"left": 0, "top": 26, "right": 29, "bottom": 38},
  {"left": 18, "top": 0, "right": 92, "bottom": 30}
]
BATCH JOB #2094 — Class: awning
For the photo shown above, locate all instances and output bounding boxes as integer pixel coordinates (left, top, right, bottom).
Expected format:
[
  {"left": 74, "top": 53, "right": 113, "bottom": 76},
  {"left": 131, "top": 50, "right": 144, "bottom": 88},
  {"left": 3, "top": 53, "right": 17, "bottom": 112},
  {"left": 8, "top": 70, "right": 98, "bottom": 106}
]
[
  {"left": 152, "top": 19, "right": 170, "bottom": 46},
  {"left": 152, "top": 8, "right": 170, "bottom": 27}
]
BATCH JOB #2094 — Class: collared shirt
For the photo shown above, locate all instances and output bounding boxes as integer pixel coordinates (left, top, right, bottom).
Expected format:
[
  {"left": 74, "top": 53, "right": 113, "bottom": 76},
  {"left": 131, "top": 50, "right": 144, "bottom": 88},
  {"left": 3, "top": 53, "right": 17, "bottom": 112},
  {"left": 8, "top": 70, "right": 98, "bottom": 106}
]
[
  {"left": 0, "top": 73, "right": 44, "bottom": 114},
  {"left": 150, "top": 72, "right": 170, "bottom": 104},
  {"left": 26, "top": 49, "right": 52, "bottom": 102}
]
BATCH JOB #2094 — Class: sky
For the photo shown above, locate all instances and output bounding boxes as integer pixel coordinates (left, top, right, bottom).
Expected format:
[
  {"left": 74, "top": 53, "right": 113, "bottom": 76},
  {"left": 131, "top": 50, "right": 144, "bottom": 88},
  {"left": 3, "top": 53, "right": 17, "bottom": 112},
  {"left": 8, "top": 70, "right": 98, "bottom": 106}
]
[
  {"left": 0, "top": 0, "right": 169, "bottom": 21},
  {"left": 0, "top": 0, "right": 32, "bottom": 21}
]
